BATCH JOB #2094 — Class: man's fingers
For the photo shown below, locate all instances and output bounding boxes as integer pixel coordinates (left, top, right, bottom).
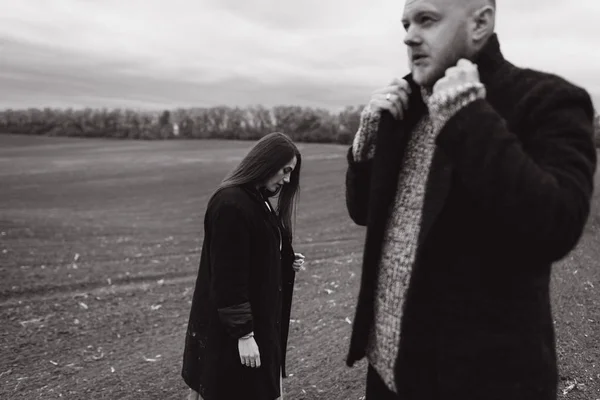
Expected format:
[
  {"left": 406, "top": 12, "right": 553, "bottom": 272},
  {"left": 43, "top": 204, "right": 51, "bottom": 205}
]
[
  {"left": 389, "top": 101, "right": 402, "bottom": 120},
  {"left": 370, "top": 99, "right": 394, "bottom": 118},
  {"left": 369, "top": 78, "right": 412, "bottom": 117},
  {"left": 396, "top": 90, "right": 410, "bottom": 111},
  {"left": 445, "top": 66, "right": 458, "bottom": 78},
  {"left": 434, "top": 59, "right": 480, "bottom": 95},
  {"left": 389, "top": 78, "right": 412, "bottom": 93},
  {"left": 372, "top": 86, "right": 409, "bottom": 111},
  {"left": 372, "top": 86, "right": 389, "bottom": 95},
  {"left": 396, "top": 79, "right": 412, "bottom": 94},
  {"left": 433, "top": 77, "right": 448, "bottom": 93},
  {"left": 375, "top": 99, "right": 402, "bottom": 120},
  {"left": 390, "top": 101, "right": 402, "bottom": 120},
  {"left": 454, "top": 66, "right": 468, "bottom": 80},
  {"left": 373, "top": 98, "right": 404, "bottom": 120},
  {"left": 373, "top": 85, "right": 409, "bottom": 97},
  {"left": 457, "top": 58, "right": 475, "bottom": 69}
]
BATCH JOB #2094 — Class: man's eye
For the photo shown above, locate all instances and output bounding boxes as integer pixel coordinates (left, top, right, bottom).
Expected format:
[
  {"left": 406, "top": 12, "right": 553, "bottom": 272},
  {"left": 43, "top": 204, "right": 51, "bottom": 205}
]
[{"left": 283, "top": 167, "right": 292, "bottom": 174}]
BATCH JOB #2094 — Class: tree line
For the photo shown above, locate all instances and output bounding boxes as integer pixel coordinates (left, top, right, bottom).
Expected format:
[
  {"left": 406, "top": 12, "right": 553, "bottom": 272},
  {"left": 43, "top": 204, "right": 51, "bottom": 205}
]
[
  {"left": 0, "top": 106, "right": 364, "bottom": 145},
  {"left": 0, "top": 106, "right": 598, "bottom": 147}
]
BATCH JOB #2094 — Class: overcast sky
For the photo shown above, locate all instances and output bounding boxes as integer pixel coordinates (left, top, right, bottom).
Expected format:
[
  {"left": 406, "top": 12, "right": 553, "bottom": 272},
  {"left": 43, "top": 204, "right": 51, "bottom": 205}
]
[{"left": 1, "top": 0, "right": 599, "bottom": 111}]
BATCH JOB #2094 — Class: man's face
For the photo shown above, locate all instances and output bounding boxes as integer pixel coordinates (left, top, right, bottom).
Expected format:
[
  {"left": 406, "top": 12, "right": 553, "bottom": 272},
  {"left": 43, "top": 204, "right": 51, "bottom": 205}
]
[{"left": 402, "top": 0, "right": 473, "bottom": 89}]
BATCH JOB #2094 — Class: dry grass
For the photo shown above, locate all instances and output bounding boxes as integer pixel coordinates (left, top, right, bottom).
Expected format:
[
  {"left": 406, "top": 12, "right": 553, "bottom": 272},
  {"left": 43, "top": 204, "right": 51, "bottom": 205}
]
[{"left": 0, "top": 134, "right": 597, "bottom": 399}]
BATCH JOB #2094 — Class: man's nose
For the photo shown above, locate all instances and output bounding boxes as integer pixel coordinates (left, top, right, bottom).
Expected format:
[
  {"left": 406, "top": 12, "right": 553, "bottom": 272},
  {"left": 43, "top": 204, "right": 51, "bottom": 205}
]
[{"left": 404, "top": 26, "right": 421, "bottom": 47}]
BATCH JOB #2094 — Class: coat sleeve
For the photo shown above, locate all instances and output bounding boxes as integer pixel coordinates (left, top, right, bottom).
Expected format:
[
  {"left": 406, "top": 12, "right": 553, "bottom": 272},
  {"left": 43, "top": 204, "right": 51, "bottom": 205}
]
[
  {"left": 345, "top": 105, "right": 383, "bottom": 226},
  {"left": 209, "top": 201, "right": 254, "bottom": 338},
  {"left": 280, "top": 238, "right": 296, "bottom": 378},
  {"left": 435, "top": 81, "right": 597, "bottom": 262},
  {"left": 345, "top": 147, "right": 374, "bottom": 226}
]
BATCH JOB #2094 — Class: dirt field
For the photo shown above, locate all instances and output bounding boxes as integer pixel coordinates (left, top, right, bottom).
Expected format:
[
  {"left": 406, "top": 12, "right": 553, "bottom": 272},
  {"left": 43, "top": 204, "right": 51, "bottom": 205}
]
[{"left": 0, "top": 134, "right": 598, "bottom": 400}]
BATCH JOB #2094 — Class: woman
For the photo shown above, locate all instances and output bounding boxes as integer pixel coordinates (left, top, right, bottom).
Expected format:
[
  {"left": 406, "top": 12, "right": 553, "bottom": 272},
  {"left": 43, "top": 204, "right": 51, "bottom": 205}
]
[{"left": 182, "top": 132, "right": 305, "bottom": 400}]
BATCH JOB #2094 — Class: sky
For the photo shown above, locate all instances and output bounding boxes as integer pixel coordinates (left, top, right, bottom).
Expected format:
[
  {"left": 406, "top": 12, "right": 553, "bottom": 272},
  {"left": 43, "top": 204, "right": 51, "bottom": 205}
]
[{"left": 1, "top": 0, "right": 599, "bottom": 111}]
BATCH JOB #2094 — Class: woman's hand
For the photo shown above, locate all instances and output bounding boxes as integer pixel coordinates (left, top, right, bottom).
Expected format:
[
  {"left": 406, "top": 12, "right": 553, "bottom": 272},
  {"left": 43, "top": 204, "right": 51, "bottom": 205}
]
[
  {"left": 292, "top": 252, "right": 305, "bottom": 272},
  {"left": 238, "top": 334, "right": 261, "bottom": 368}
]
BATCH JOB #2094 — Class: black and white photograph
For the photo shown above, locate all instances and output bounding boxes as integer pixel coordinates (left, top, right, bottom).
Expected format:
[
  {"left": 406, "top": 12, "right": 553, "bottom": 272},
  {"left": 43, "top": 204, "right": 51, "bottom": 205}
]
[{"left": 1, "top": 0, "right": 599, "bottom": 399}]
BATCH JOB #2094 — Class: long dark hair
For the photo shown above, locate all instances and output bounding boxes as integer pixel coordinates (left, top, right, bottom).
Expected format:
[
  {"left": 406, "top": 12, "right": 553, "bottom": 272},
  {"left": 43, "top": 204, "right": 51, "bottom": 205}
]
[{"left": 215, "top": 132, "right": 301, "bottom": 236}]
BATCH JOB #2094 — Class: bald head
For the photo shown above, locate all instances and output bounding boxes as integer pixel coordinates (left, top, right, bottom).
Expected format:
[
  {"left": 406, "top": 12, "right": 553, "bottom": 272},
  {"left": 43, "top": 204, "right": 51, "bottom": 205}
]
[
  {"left": 405, "top": 0, "right": 495, "bottom": 7},
  {"left": 455, "top": 0, "right": 495, "bottom": 16},
  {"left": 461, "top": 0, "right": 495, "bottom": 6},
  {"left": 401, "top": 0, "right": 496, "bottom": 88}
]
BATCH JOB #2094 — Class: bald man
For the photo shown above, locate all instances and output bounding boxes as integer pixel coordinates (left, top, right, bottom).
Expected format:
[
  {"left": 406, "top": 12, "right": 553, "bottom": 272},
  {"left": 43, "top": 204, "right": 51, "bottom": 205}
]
[{"left": 344, "top": 0, "right": 597, "bottom": 399}]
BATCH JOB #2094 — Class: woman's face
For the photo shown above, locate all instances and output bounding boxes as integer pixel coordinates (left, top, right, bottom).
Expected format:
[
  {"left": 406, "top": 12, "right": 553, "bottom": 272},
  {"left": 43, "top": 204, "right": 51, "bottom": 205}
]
[{"left": 264, "top": 156, "right": 297, "bottom": 195}]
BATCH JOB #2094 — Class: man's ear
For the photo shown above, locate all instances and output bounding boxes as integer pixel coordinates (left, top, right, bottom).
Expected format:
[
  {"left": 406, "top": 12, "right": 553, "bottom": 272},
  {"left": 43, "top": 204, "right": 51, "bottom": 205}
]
[{"left": 471, "top": 5, "right": 495, "bottom": 43}]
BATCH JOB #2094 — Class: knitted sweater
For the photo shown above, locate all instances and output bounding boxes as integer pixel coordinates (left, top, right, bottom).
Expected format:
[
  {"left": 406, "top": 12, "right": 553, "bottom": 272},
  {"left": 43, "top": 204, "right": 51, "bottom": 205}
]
[{"left": 352, "top": 82, "right": 486, "bottom": 393}]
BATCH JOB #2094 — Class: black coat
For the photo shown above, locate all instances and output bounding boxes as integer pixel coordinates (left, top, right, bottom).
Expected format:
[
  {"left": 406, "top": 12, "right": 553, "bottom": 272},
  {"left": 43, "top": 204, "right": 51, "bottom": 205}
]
[
  {"left": 345, "top": 34, "right": 597, "bottom": 399},
  {"left": 182, "top": 185, "right": 296, "bottom": 400}
]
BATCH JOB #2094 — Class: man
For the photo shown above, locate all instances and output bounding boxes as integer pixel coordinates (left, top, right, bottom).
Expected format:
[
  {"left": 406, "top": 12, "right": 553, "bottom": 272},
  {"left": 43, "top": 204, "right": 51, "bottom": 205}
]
[{"left": 344, "top": 0, "right": 597, "bottom": 399}]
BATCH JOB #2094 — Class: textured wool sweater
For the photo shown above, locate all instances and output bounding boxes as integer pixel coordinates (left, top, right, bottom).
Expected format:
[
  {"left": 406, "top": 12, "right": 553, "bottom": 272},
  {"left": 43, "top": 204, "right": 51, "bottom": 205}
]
[{"left": 352, "top": 82, "right": 487, "bottom": 392}]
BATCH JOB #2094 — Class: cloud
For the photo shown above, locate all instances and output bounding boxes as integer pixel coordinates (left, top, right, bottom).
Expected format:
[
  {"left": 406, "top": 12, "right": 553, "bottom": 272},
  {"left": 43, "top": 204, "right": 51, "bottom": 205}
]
[{"left": 0, "top": 0, "right": 599, "bottom": 110}]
